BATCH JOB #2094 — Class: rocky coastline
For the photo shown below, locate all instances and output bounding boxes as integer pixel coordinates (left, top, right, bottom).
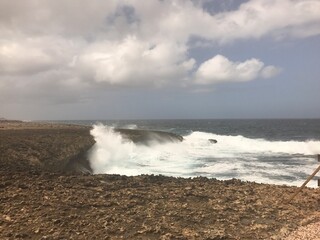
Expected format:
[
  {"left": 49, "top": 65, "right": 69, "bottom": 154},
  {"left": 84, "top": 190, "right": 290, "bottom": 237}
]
[
  {"left": 0, "top": 121, "right": 95, "bottom": 174},
  {"left": 0, "top": 121, "right": 319, "bottom": 239}
]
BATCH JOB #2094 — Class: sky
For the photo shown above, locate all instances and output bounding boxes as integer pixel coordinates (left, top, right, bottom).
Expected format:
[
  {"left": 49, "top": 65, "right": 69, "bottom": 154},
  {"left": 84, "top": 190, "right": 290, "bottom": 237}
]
[{"left": 0, "top": 0, "right": 320, "bottom": 120}]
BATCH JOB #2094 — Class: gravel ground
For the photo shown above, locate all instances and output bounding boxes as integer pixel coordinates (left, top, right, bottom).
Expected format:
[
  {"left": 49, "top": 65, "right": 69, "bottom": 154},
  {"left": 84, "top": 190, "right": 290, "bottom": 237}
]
[
  {"left": 1, "top": 172, "right": 320, "bottom": 239},
  {"left": 284, "top": 221, "right": 320, "bottom": 240}
]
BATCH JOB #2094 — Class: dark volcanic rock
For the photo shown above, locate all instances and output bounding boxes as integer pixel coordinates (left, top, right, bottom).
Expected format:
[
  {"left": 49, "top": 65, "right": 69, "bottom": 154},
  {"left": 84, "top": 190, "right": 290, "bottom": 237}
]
[
  {"left": 115, "top": 128, "right": 184, "bottom": 144},
  {"left": 0, "top": 122, "right": 95, "bottom": 173},
  {"left": 209, "top": 139, "right": 218, "bottom": 144}
]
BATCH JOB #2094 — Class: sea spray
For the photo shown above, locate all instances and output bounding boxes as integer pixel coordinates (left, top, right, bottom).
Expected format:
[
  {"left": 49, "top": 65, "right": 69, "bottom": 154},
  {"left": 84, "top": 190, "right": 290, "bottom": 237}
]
[
  {"left": 89, "top": 124, "right": 193, "bottom": 176},
  {"left": 89, "top": 124, "right": 136, "bottom": 174},
  {"left": 89, "top": 124, "right": 320, "bottom": 187}
]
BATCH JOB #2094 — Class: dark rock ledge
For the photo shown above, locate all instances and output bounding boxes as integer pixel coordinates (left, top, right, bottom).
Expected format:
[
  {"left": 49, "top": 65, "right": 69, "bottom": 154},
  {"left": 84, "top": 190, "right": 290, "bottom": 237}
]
[
  {"left": 0, "top": 121, "right": 95, "bottom": 173},
  {"left": 0, "top": 121, "right": 184, "bottom": 173}
]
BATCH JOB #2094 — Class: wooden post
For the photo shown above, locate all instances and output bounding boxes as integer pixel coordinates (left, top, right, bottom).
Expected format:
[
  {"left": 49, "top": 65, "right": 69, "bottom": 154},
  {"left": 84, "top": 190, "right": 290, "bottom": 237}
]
[
  {"left": 318, "top": 154, "right": 320, "bottom": 188},
  {"left": 286, "top": 155, "right": 320, "bottom": 203}
]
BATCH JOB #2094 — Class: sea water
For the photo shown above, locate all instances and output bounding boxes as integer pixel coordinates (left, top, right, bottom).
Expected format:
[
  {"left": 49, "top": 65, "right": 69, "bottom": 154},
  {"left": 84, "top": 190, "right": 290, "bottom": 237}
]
[{"left": 59, "top": 119, "right": 320, "bottom": 187}]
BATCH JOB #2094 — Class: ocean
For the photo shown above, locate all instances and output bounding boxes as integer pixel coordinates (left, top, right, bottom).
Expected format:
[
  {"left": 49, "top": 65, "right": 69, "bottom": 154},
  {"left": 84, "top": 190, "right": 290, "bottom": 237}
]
[{"left": 58, "top": 119, "right": 320, "bottom": 187}]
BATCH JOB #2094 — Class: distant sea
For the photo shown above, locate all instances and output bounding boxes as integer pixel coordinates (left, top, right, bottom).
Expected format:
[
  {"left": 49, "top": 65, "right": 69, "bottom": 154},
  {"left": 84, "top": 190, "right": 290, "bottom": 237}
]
[{"left": 54, "top": 119, "right": 320, "bottom": 187}]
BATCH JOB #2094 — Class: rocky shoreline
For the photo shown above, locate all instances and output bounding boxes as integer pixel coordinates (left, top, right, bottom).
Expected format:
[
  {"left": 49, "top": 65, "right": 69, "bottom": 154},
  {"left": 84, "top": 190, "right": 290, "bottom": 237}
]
[
  {"left": 1, "top": 121, "right": 319, "bottom": 239},
  {"left": 0, "top": 121, "right": 95, "bottom": 173}
]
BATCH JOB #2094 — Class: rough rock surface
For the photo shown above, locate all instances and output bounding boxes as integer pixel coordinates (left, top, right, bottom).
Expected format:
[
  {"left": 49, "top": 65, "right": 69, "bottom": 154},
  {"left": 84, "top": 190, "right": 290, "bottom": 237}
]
[
  {"left": 0, "top": 121, "right": 95, "bottom": 173},
  {"left": 1, "top": 172, "right": 319, "bottom": 239},
  {"left": 0, "top": 121, "right": 319, "bottom": 239},
  {"left": 115, "top": 128, "right": 184, "bottom": 144},
  {"left": 284, "top": 219, "right": 320, "bottom": 240}
]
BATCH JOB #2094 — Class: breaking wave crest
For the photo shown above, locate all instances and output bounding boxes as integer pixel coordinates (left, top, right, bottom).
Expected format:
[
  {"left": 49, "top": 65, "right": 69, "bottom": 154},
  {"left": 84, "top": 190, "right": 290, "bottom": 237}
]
[{"left": 89, "top": 124, "right": 320, "bottom": 187}]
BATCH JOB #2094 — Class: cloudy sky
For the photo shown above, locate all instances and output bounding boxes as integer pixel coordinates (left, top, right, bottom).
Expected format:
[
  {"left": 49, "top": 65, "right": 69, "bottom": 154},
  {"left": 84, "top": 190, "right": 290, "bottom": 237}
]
[{"left": 1, "top": 0, "right": 320, "bottom": 120}]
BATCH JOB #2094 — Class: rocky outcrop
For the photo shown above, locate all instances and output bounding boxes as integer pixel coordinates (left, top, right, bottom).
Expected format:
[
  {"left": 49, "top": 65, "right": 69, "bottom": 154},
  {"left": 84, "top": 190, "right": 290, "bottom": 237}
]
[
  {"left": 0, "top": 122, "right": 185, "bottom": 174},
  {"left": 0, "top": 122, "right": 95, "bottom": 173},
  {"left": 208, "top": 139, "right": 218, "bottom": 144},
  {"left": 115, "top": 128, "right": 184, "bottom": 144}
]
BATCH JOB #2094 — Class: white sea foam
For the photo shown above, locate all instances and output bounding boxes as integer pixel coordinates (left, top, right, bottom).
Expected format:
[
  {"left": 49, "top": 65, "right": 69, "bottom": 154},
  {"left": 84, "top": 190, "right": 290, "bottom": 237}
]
[
  {"left": 123, "top": 124, "right": 138, "bottom": 129},
  {"left": 89, "top": 124, "right": 320, "bottom": 187}
]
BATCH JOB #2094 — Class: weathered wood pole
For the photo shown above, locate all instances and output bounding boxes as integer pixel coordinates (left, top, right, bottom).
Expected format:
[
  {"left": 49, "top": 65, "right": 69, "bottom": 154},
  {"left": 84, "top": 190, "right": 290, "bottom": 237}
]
[
  {"left": 287, "top": 154, "right": 320, "bottom": 203},
  {"left": 318, "top": 154, "right": 320, "bottom": 187}
]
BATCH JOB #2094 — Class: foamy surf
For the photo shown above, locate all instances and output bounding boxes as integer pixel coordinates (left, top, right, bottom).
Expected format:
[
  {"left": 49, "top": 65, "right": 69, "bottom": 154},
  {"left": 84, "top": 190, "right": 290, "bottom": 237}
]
[{"left": 89, "top": 124, "right": 320, "bottom": 187}]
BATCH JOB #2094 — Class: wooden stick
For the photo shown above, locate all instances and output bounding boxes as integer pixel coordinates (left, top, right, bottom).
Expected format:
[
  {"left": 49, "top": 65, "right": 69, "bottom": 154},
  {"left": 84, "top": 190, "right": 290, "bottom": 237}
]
[
  {"left": 286, "top": 163, "right": 320, "bottom": 203},
  {"left": 318, "top": 154, "right": 320, "bottom": 187}
]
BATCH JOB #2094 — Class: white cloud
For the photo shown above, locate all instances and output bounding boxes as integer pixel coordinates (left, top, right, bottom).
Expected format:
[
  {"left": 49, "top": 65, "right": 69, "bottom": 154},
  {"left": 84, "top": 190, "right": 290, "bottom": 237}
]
[
  {"left": 0, "top": 0, "right": 318, "bottom": 105},
  {"left": 216, "top": 0, "right": 320, "bottom": 41},
  {"left": 129, "top": 0, "right": 320, "bottom": 44},
  {"left": 76, "top": 36, "right": 195, "bottom": 86},
  {"left": 0, "top": 0, "right": 118, "bottom": 37},
  {"left": 195, "top": 55, "right": 280, "bottom": 84},
  {"left": 0, "top": 41, "right": 55, "bottom": 75},
  {"left": 261, "top": 65, "right": 282, "bottom": 79},
  {"left": 0, "top": 37, "right": 84, "bottom": 76}
]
